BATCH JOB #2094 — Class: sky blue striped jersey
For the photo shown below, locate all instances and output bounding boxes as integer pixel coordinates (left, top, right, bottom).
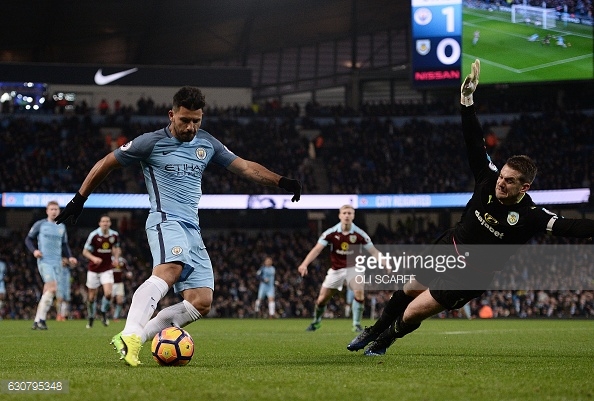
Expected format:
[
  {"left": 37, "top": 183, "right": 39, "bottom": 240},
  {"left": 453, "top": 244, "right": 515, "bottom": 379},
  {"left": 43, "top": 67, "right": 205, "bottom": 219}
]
[
  {"left": 257, "top": 265, "right": 276, "bottom": 284},
  {"left": 27, "top": 219, "right": 70, "bottom": 265},
  {"left": 114, "top": 126, "right": 238, "bottom": 229}
]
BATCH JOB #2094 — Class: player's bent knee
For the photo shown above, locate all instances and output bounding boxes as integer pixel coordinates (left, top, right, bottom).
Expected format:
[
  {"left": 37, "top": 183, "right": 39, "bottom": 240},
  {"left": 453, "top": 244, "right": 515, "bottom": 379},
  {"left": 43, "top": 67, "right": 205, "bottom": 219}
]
[
  {"left": 186, "top": 297, "right": 212, "bottom": 316},
  {"left": 193, "top": 302, "right": 210, "bottom": 316}
]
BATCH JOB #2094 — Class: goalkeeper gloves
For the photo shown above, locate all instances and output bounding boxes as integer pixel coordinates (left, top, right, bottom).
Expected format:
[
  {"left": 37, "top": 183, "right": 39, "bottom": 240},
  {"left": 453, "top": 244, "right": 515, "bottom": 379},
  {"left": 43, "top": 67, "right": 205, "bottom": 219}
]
[
  {"left": 278, "top": 177, "right": 302, "bottom": 202},
  {"left": 55, "top": 192, "right": 87, "bottom": 224},
  {"left": 461, "top": 59, "right": 480, "bottom": 107}
]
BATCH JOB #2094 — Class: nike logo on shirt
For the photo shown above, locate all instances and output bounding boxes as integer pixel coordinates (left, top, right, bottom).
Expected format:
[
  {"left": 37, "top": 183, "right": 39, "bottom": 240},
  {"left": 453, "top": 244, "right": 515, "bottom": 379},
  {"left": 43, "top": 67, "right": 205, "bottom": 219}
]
[{"left": 94, "top": 68, "right": 139, "bottom": 85}]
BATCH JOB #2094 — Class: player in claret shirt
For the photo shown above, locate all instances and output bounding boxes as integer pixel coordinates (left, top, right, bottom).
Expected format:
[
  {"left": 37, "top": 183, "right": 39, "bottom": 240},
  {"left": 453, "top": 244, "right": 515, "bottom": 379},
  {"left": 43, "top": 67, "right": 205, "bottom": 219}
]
[
  {"left": 298, "top": 205, "right": 382, "bottom": 333},
  {"left": 82, "top": 215, "right": 121, "bottom": 328},
  {"left": 348, "top": 59, "right": 594, "bottom": 356}
]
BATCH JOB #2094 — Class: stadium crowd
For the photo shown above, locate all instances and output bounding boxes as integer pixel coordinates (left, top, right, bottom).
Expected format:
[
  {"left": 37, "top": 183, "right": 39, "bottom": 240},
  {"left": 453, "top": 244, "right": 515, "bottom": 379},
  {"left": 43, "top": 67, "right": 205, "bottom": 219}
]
[
  {"left": 1, "top": 94, "right": 593, "bottom": 196},
  {"left": 0, "top": 91, "right": 593, "bottom": 322}
]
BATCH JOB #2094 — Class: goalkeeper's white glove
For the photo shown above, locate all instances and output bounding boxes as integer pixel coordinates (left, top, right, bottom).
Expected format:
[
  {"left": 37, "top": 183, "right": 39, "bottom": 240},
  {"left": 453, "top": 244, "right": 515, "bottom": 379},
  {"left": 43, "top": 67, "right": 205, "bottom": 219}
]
[{"left": 461, "top": 59, "right": 480, "bottom": 107}]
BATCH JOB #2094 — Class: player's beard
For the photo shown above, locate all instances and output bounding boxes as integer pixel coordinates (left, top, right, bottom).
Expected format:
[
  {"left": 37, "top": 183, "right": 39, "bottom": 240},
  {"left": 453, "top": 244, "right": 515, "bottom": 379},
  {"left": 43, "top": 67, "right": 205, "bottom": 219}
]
[{"left": 171, "top": 124, "right": 196, "bottom": 142}]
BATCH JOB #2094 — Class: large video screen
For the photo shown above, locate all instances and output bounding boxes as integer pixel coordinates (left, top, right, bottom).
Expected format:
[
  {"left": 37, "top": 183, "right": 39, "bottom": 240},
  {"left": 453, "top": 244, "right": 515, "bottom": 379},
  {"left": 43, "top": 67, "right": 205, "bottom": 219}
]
[
  {"left": 411, "top": 0, "right": 463, "bottom": 88},
  {"left": 411, "top": 0, "right": 593, "bottom": 87},
  {"left": 462, "top": 1, "right": 593, "bottom": 85}
]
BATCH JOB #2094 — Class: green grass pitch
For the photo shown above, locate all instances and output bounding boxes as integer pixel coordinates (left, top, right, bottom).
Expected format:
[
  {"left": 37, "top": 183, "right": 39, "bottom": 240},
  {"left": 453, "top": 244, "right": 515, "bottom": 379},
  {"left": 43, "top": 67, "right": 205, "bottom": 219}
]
[
  {"left": 462, "top": 8, "right": 593, "bottom": 84},
  {"left": 0, "top": 318, "right": 592, "bottom": 400}
]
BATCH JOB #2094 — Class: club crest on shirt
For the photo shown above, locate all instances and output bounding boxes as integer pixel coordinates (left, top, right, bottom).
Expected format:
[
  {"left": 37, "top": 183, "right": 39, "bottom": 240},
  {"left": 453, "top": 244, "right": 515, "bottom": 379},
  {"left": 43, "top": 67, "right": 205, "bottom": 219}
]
[
  {"left": 349, "top": 235, "right": 357, "bottom": 243},
  {"left": 507, "top": 212, "right": 519, "bottom": 225},
  {"left": 195, "top": 148, "right": 207, "bottom": 160},
  {"left": 171, "top": 246, "right": 183, "bottom": 255}
]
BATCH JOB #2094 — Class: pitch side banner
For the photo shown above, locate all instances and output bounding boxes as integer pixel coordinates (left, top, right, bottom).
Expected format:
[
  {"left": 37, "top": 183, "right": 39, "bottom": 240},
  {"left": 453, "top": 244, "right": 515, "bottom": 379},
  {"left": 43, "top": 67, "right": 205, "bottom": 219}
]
[
  {"left": 1, "top": 189, "right": 589, "bottom": 209},
  {"left": 0, "top": 193, "right": 355, "bottom": 210},
  {"left": 0, "top": 62, "right": 251, "bottom": 87},
  {"left": 356, "top": 189, "right": 590, "bottom": 208}
]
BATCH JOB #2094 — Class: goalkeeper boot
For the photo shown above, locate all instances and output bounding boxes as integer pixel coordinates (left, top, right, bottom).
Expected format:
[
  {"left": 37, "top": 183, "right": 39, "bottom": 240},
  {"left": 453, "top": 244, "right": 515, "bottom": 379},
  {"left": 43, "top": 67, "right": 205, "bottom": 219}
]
[
  {"left": 364, "top": 326, "right": 397, "bottom": 356},
  {"left": 121, "top": 334, "right": 143, "bottom": 367},
  {"left": 110, "top": 331, "right": 126, "bottom": 359},
  {"left": 305, "top": 322, "right": 321, "bottom": 331},
  {"left": 347, "top": 326, "right": 381, "bottom": 351}
]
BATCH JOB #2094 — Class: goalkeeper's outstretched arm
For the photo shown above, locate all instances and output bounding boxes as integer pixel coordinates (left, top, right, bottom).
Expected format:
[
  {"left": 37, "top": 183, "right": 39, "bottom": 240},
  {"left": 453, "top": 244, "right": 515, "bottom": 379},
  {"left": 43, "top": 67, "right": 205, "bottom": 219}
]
[{"left": 461, "top": 59, "right": 480, "bottom": 107}]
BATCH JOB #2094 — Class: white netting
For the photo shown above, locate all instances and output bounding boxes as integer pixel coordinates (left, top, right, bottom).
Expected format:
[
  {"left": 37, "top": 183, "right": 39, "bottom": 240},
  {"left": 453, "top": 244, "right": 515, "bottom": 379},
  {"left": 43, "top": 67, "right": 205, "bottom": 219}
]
[{"left": 511, "top": 5, "right": 557, "bottom": 29}]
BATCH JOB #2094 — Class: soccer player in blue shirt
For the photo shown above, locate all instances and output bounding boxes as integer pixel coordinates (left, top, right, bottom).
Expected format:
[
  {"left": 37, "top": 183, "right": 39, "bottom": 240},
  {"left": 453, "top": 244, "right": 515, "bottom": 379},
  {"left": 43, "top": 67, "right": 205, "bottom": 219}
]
[
  {"left": 56, "top": 86, "right": 301, "bottom": 366},
  {"left": 255, "top": 257, "right": 276, "bottom": 318},
  {"left": 25, "top": 201, "right": 78, "bottom": 330}
]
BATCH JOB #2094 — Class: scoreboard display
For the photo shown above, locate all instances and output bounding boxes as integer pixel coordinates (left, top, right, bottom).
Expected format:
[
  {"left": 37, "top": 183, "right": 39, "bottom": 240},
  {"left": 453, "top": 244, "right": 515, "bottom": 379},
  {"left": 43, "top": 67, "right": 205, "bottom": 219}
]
[{"left": 411, "top": 0, "right": 462, "bottom": 87}]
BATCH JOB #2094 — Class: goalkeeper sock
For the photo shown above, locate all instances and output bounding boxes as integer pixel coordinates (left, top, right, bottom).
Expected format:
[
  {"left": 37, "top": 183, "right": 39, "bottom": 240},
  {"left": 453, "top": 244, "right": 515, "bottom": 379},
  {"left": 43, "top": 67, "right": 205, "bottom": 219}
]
[
  {"left": 123, "top": 275, "right": 169, "bottom": 337},
  {"left": 142, "top": 300, "right": 201, "bottom": 343},
  {"left": 393, "top": 313, "right": 421, "bottom": 339},
  {"left": 313, "top": 305, "right": 326, "bottom": 324},
  {"left": 372, "top": 290, "right": 415, "bottom": 334}
]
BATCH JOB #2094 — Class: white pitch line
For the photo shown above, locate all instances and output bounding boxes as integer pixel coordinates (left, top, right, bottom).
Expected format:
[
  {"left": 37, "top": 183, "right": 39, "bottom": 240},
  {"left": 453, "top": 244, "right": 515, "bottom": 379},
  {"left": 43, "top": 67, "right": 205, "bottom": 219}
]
[
  {"left": 517, "top": 53, "right": 593, "bottom": 72},
  {"left": 463, "top": 53, "right": 593, "bottom": 75},
  {"left": 463, "top": 54, "right": 521, "bottom": 73},
  {"left": 441, "top": 327, "right": 594, "bottom": 335}
]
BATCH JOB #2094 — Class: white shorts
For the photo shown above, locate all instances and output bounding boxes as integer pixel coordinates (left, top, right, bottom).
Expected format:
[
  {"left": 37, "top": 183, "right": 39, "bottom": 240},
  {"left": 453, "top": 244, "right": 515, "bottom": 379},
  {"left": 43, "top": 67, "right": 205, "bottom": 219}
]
[
  {"left": 112, "top": 282, "right": 125, "bottom": 297},
  {"left": 86, "top": 270, "right": 114, "bottom": 290},
  {"left": 321, "top": 267, "right": 360, "bottom": 291}
]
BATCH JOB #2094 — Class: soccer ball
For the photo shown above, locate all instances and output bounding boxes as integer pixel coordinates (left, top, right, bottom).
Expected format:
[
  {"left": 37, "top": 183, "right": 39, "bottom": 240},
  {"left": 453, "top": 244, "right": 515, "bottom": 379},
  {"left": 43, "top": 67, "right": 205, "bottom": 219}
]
[{"left": 151, "top": 327, "right": 194, "bottom": 366}]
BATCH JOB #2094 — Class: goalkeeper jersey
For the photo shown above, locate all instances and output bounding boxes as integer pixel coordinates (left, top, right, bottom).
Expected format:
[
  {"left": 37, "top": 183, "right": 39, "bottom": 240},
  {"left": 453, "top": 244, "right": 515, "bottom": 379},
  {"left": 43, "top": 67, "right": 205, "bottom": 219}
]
[{"left": 454, "top": 105, "right": 558, "bottom": 247}]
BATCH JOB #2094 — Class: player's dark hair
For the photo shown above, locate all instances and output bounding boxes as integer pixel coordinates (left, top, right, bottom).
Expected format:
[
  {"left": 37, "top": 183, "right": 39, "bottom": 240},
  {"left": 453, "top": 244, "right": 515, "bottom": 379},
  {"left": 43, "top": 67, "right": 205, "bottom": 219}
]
[
  {"left": 505, "top": 155, "right": 537, "bottom": 184},
  {"left": 173, "top": 86, "right": 206, "bottom": 111}
]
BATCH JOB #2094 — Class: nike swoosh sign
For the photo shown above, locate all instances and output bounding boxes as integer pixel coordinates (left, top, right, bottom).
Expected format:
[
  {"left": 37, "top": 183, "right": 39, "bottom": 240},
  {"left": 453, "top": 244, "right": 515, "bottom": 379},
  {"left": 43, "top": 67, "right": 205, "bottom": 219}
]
[{"left": 94, "top": 68, "right": 139, "bottom": 85}]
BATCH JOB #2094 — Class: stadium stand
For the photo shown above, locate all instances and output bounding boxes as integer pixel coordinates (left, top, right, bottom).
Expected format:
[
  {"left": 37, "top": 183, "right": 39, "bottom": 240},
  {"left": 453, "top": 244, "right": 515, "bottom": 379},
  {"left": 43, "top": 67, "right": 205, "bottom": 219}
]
[{"left": 1, "top": 91, "right": 593, "bottom": 321}]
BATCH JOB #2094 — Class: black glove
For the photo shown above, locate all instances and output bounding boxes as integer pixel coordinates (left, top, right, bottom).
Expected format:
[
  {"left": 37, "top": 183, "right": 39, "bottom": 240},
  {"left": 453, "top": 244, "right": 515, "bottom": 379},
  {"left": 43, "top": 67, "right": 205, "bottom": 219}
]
[
  {"left": 55, "top": 192, "right": 87, "bottom": 224},
  {"left": 278, "top": 177, "right": 302, "bottom": 202}
]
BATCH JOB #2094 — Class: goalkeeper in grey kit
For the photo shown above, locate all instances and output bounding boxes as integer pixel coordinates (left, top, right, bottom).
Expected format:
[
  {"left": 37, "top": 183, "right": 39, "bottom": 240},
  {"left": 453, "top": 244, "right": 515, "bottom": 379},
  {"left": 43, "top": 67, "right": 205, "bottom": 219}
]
[{"left": 348, "top": 59, "right": 594, "bottom": 356}]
